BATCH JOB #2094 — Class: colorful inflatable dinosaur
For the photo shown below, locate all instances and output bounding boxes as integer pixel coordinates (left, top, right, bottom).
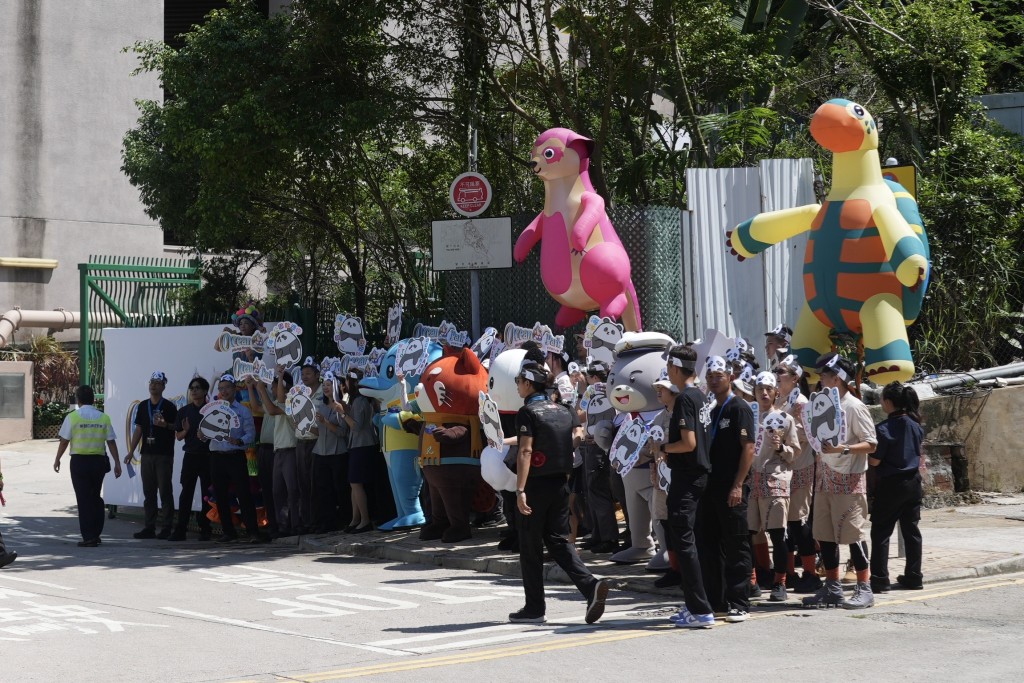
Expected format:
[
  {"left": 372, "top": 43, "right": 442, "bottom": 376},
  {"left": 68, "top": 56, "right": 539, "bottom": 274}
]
[
  {"left": 514, "top": 128, "right": 643, "bottom": 331},
  {"left": 727, "top": 99, "right": 930, "bottom": 383}
]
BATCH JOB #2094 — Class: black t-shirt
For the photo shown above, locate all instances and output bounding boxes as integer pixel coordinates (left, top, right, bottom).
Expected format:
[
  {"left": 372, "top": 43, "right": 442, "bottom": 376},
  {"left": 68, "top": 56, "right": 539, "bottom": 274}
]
[
  {"left": 707, "top": 395, "right": 755, "bottom": 489},
  {"left": 134, "top": 398, "right": 179, "bottom": 456},
  {"left": 667, "top": 386, "right": 711, "bottom": 474},
  {"left": 516, "top": 393, "right": 580, "bottom": 477},
  {"left": 175, "top": 403, "right": 210, "bottom": 455}
]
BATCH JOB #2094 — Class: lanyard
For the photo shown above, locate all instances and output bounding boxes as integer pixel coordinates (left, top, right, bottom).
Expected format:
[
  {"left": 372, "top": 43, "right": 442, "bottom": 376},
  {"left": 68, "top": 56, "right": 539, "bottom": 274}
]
[
  {"left": 709, "top": 394, "right": 733, "bottom": 443},
  {"left": 147, "top": 398, "right": 164, "bottom": 437}
]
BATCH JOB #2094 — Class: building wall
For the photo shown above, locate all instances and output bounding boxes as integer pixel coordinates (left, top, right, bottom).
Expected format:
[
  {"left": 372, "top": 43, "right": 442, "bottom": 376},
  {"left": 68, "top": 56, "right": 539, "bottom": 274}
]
[
  {"left": 981, "top": 92, "right": 1024, "bottom": 136},
  {"left": 0, "top": 1, "right": 166, "bottom": 321},
  {"left": 0, "top": 361, "right": 33, "bottom": 445}
]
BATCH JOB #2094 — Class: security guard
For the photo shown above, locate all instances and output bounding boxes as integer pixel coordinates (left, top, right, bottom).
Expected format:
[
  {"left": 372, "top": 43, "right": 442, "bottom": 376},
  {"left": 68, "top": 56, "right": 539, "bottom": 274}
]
[
  {"left": 511, "top": 358, "right": 611, "bottom": 625},
  {"left": 54, "top": 385, "right": 122, "bottom": 547}
]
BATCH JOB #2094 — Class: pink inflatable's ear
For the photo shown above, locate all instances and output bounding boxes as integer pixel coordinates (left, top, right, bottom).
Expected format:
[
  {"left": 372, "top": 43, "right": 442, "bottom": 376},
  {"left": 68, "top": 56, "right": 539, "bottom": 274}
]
[{"left": 565, "top": 132, "right": 594, "bottom": 161}]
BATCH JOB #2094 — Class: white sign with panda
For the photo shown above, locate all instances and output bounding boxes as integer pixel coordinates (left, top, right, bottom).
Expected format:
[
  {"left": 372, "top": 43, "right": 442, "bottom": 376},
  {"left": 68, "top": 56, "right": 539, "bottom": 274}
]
[
  {"left": 608, "top": 416, "right": 650, "bottom": 477},
  {"left": 477, "top": 391, "right": 504, "bottom": 450},
  {"left": 394, "top": 337, "right": 433, "bottom": 378},
  {"left": 333, "top": 314, "right": 367, "bottom": 355},
  {"left": 583, "top": 315, "right": 624, "bottom": 366},
  {"left": 264, "top": 322, "right": 304, "bottom": 369},
  {"left": 755, "top": 409, "right": 787, "bottom": 455},
  {"left": 197, "top": 400, "right": 240, "bottom": 442},
  {"left": 385, "top": 303, "right": 403, "bottom": 346},
  {"left": 581, "top": 383, "right": 616, "bottom": 438},
  {"left": 285, "top": 385, "right": 318, "bottom": 439},
  {"left": 802, "top": 386, "right": 846, "bottom": 453}
]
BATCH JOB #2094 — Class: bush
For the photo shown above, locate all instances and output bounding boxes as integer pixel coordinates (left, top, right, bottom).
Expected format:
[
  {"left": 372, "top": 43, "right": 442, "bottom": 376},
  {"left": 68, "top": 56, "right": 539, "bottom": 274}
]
[{"left": 33, "top": 401, "right": 72, "bottom": 427}]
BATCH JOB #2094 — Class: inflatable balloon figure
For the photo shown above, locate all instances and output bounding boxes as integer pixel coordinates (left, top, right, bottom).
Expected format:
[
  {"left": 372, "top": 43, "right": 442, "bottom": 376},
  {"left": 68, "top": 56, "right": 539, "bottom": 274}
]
[
  {"left": 514, "top": 128, "right": 643, "bottom": 331},
  {"left": 726, "top": 99, "right": 930, "bottom": 383},
  {"left": 358, "top": 339, "right": 444, "bottom": 531}
]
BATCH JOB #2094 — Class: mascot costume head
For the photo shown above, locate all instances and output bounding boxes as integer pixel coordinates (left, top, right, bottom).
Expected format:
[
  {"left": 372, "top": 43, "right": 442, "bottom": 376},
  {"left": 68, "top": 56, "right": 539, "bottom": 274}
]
[{"left": 513, "top": 128, "right": 643, "bottom": 331}]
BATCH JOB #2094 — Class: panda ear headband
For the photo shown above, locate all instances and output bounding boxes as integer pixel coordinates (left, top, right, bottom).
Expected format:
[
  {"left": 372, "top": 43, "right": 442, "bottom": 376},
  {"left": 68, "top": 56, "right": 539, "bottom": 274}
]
[
  {"left": 821, "top": 354, "right": 850, "bottom": 382},
  {"left": 705, "top": 355, "right": 728, "bottom": 374},
  {"left": 777, "top": 354, "right": 803, "bottom": 378}
]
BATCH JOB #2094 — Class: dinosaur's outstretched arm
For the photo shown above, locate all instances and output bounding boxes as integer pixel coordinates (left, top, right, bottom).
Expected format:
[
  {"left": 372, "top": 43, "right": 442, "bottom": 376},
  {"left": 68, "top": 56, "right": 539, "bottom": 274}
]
[
  {"left": 573, "top": 192, "right": 605, "bottom": 252},
  {"left": 513, "top": 213, "right": 543, "bottom": 263},
  {"left": 727, "top": 204, "right": 820, "bottom": 260},
  {"left": 873, "top": 204, "right": 928, "bottom": 288}
]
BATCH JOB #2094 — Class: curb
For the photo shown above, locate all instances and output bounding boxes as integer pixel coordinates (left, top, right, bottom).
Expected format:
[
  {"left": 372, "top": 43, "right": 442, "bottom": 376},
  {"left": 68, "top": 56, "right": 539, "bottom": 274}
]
[{"left": 291, "top": 533, "right": 1024, "bottom": 597}]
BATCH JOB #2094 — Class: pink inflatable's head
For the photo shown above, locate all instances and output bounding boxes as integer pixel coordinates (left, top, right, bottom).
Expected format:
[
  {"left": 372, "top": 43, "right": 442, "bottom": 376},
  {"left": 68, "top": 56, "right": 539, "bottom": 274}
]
[{"left": 531, "top": 128, "right": 595, "bottom": 183}]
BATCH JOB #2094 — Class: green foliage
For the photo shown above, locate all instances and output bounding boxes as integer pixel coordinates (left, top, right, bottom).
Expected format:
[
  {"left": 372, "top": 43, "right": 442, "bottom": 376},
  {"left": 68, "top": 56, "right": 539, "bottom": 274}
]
[{"left": 33, "top": 401, "right": 72, "bottom": 427}]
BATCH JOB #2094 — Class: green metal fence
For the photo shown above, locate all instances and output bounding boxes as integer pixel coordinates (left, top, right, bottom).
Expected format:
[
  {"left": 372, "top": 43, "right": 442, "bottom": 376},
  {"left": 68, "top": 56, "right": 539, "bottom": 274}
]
[{"left": 79, "top": 256, "right": 203, "bottom": 390}]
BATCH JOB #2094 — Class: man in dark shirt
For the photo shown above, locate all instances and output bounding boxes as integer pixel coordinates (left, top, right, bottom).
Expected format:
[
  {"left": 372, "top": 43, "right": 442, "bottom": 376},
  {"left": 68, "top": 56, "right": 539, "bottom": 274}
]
[
  {"left": 170, "top": 375, "right": 212, "bottom": 541},
  {"left": 511, "top": 358, "right": 610, "bottom": 625},
  {"left": 658, "top": 343, "right": 715, "bottom": 628},
  {"left": 698, "top": 355, "right": 755, "bottom": 623},
  {"left": 126, "top": 371, "right": 179, "bottom": 539}
]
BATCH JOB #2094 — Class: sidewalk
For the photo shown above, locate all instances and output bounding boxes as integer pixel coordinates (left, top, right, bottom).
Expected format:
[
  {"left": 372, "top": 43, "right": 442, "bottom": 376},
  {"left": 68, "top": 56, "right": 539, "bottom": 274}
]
[{"left": 290, "top": 493, "right": 1024, "bottom": 595}]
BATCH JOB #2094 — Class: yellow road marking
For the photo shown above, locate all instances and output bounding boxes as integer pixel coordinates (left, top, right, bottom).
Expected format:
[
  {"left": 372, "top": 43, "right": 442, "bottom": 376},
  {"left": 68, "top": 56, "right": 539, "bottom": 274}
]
[{"left": 249, "top": 575, "right": 1024, "bottom": 682}]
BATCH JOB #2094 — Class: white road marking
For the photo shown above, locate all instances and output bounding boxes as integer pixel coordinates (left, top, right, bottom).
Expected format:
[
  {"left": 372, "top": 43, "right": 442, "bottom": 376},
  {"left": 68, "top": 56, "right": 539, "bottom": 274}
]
[
  {"left": 160, "top": 607, "right": 413, "bottom": 657},
  {"left": 0, "top": 575, "right": 75, "bottom": 591},
  {"left": 232, "top": 565, "right": 357, "bottom": 587}
]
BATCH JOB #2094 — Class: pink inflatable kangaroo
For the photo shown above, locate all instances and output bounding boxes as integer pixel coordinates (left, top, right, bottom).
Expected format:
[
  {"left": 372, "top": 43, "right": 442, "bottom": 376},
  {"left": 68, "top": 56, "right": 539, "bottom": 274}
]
[{"left": 514, "top": 128, "right": 642, "bottom": 331}]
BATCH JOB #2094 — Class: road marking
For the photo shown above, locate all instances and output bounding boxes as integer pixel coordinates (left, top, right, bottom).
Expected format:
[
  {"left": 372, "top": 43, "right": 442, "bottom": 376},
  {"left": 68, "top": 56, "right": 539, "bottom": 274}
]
[
  {"left": 160, "top": 608, "right": 412, "bottom": 657},
  {"left": 0, "top": 575, "right": 75, "bottom": 591},
  {"left": 282, "top": 574, "right": 1024, "bottom": 680}
]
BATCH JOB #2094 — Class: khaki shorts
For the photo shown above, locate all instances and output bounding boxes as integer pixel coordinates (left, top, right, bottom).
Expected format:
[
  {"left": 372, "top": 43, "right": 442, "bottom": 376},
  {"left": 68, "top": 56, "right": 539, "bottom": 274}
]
[
  {"left": 788, "top": 485, "right": 813, "bottom": 523},
  {"left": 748, "top": 496, "right": 789, "bottom": 532},
  {"left": 812, "top": 491, "right": 868, "bottom": 544}
]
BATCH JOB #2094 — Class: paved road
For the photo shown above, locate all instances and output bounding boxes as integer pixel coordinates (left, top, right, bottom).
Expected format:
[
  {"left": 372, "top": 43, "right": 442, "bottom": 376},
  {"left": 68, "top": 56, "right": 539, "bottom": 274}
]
[{"left": 2, "top": 448, "right": 1023, "bottom": 682}]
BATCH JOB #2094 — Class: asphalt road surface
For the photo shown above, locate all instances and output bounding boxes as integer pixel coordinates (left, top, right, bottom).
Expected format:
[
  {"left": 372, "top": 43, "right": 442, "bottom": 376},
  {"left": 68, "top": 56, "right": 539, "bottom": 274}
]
[{"left": 2, "top": 449, "right": 1022, "bottom": 682}]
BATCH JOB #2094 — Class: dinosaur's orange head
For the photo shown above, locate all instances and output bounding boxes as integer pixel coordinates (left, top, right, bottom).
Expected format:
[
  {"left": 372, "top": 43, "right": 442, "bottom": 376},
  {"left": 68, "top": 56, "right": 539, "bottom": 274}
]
[{"left": 810, "top": 99, "right": 878, "bottom": 153}]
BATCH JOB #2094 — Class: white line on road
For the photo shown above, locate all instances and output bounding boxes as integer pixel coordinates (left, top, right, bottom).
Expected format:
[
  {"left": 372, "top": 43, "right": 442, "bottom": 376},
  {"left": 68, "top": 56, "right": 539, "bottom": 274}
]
[
  {"left": 0, "top": 575, "right": 75, "bottom": 590},
  {"left": 232, "top": 565, "right": 357, "bottom": 586},
  {"left": 160, "top": 607, "right": 413, "bottom": 657}
]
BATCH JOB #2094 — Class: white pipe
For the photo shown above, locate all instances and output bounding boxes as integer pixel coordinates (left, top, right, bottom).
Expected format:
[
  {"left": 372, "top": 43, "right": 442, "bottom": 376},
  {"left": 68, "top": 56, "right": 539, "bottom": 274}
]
[{"left": 0, "top": 308, "right": 124, "bottom": 349}]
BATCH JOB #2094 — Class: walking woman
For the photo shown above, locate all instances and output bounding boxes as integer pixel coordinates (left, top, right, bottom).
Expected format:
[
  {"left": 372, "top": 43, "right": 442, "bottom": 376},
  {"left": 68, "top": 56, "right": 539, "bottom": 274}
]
[
  {"left": 335, "top": 369, "right": 378, "bottom": 533},
  {"left": 869, "top": 382, "right": 925, "bottom": 592}
]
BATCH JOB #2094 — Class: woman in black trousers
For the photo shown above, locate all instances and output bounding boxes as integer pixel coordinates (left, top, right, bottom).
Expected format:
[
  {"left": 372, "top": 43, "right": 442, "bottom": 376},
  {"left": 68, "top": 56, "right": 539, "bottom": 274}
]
[{"left": 869, "top": 382, "right": 925, "bottom": 592}]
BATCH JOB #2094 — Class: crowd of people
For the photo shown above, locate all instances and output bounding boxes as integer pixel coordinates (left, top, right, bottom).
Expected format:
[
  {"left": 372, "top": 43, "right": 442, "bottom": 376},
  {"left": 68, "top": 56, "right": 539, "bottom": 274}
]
[{"left": 21, "top": 307, "right": 928, "bottom": 628}]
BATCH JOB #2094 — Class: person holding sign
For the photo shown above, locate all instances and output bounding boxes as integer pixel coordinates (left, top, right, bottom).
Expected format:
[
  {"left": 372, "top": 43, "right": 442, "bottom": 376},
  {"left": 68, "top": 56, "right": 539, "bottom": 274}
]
[
  {"left": 205, "top": 374, "right": 261, "bottom": 543},
  {"left": 802, "top": 353, "right": 878, "bottom": 609},
  {"left": 126, "top": 372, "right": 178, "bottom": 540},
  {"left": 510, "top": 357, "right": 611, "bottom": 625},
  {"left": 170, "top": 376, "right": 213, "bottom": 541},
  {"left": 54, "top": 385, "right": 122, "bottom": 547}
]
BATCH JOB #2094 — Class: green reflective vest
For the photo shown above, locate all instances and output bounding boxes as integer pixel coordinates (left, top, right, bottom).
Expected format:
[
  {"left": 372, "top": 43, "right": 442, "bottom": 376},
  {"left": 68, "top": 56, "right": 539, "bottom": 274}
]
[{"left": 68, "top": 410, "right": 112, "bottom": 455}]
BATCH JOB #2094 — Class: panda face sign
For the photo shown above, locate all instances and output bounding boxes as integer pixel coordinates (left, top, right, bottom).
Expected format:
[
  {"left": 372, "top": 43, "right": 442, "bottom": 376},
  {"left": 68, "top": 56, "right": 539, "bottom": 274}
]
[
  {"left": 802, "top": 388, "right": 845, "bottom": 452},
  {"left": 763, "top": 410, "right": 787, "bottom": 432},
  {"left": 648, "top": 424, "right": 665, "bottom": 443},
  {"left": 588, "top": 320, "right": 623, "bottom": 365},
  {"left": 585, "top": 385, "right": 616, "bottom": 437},
  {"left": 197, "top": 401, "right": 239, "bottom": 442},
  {"left": 478, "top": 391, "right": 504, "bottom": 448},
  {"left": 271, "top": 330, "right": 303, "bottom": 368},
  {"left": 334, "top": 315, "right": 366, "bottom": 355},
  {"left": 398, "top": 338, "right": 427, "bottom": 377},
  {"left": 657, "top": 459, "right": 672, "bottom": 492},
  {"left": 287, "top": 391, "right": 317, "bottom": 438},
  {"left": 385, "top": 304, "right": 402, "bottom": 344},
  {"left": 609, "top": 418, "right": 648, "bottom": 476}
]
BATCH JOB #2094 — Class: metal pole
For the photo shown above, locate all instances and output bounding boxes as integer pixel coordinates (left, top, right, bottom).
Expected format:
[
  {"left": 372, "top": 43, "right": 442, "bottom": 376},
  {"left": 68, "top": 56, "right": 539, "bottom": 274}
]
[
  {"left": 469, "top": 125, "right": 481, "bottom": 340},
  {"left": 79, "top": 264, "right": 90, "bottom": 389}
]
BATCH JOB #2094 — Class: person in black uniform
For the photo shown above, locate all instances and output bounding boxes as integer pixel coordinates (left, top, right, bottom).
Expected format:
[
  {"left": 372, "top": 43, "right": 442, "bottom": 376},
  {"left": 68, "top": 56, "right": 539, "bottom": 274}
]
[
  {"left": 170, "top": 375, "right": 213, "bottom": 541},
  {"left": 658, "top": 343, "right": 716, "bottom": 628},
  {"left": 698, "top": 355, "right": 755, "bottom": 623},
  {"left": 126, "top": 371, "right": 179, "bottom": 539},
  {"left": 870, "top": 381, "right": 926, "bottom": 592},
  {"left": 511, "top": 357, "right": 611, "bottom": 625}
]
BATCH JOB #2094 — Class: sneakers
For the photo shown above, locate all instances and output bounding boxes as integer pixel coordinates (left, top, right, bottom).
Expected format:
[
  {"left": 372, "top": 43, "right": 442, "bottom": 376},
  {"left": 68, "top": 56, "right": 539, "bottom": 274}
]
[
  {"left": 843, "top": 582, "right": 875, "bottom": 609},
  {"left": 749, "top": 582, "right": 762, "bottom": 598},
  {"left": 769, "top": 583, "right": 788, "bottom": 602},
  {"left": 77, "top": 539, "right": 100, "bottom": 547},
  {"left": 897, "top": 574, "right": 924, "bottom": 590},
  {"left": 508, "top": 608, "right": 546, "bottom": 624},
  {"left": 802, "top": 579, "right": 844, "bottom": 608},
  {"left": 0, "top": 550, "right": 18, "bottom": 568},
  {"left": 654, "top": 570, "right": 682, "bottom": 589},
  {"left": 585, "top": 578, "right": 611, "bottom": 624},
  {"left": 215, "top": 535, "right": 238, "bottom": 544},
  {"left": 133, "top": 528, "right": 156, "bottom": 539},
  {"left": 671, "top": 608, "right": 714, "bottom": 629},
  {"left": 725, "top": 608, "right": 749, "bottom": 623}
]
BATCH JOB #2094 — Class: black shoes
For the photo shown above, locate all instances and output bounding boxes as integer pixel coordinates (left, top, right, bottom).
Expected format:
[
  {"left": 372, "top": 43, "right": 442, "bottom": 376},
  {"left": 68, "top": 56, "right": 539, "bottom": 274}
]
[
  {"left": 215, "top": 535, "right": 238, "bottom": 544},
  {"left": 167, "top": 530, "right": 187, "bottom": 542},
  {"left": 585, "top": 579, "right": 612, "bottom": 624},
  {"left": 653, "top": 570, "right": 682, "bottom": 589},
  {"left": 133, "top": 528, "right": 156, "bottom": 539},
  {"left": 508, "top": 608, "right": 546, "bottom": 624},
  {"left": 0, "top": 550, "right": 18, "bottom": 568},
  {"left": 497, "top": 536, "right": 520, "bottom": 552},
  {"left": 77, "top": 539, "right": 100, "bottom": 547},
  {"left": 589, "top": 541, "right": 619, "bottom": 554},
  {"left": 156, "top": 528, "right": 173, "bottom": 540},
  {"left": 897, "top": 574, "right": 924, "bottom": 590}
]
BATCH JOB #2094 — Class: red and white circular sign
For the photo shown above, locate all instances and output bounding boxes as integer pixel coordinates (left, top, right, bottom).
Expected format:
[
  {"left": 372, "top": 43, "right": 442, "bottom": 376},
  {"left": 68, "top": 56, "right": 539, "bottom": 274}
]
[{"left": 449, "top": 172, "right": 492, "bottom": 218}]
